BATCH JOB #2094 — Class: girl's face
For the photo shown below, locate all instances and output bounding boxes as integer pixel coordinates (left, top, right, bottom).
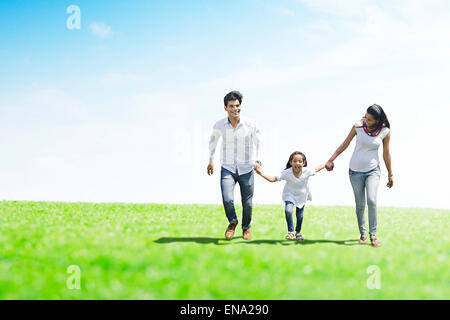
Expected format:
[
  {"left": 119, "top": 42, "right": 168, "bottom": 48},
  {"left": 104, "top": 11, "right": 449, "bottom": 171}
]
[
  {"left": 364, "top": 113, "right": 379, "bottom": 129},
  {"left": 290, "top": 154, "right": 305, "bottom": 171}
]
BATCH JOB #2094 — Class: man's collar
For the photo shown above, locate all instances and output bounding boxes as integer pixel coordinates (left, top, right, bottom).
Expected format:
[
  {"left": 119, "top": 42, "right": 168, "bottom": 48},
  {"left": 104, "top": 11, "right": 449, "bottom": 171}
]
[{"left": 227, "top": 117, "right": 241, "bottom": 126}]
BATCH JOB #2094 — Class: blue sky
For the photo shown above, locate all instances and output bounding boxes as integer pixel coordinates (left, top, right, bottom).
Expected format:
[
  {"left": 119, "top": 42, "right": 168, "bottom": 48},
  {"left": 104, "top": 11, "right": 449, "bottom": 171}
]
[
  {"left": 1, "top": 2, "right": 283, "bottom": 81},
  {"left": 1, "top": 0, "right": 450, "bottom": 209},
  {"left": 0, "top": 0, "right": 358, "bottom": 95}
]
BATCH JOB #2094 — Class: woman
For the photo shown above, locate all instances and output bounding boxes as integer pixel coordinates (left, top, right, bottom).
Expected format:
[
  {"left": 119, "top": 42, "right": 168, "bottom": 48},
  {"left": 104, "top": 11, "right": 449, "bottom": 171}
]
[{"left": 325, "top": 104, "right": 393, "bottom": 247}]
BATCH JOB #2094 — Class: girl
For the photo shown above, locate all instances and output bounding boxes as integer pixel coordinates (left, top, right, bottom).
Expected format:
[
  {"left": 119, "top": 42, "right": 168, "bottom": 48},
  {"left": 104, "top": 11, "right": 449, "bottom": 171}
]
[
  {"left": 255, "top": 151, "right": 325, "bottom": 241},
  {"left": 325, "top": 104, "right": 393, "bottom": 247}
]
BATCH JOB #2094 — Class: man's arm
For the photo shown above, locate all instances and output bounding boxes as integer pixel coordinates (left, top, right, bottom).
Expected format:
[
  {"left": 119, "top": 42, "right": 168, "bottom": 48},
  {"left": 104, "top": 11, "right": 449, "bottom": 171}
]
[
  {"left": 252, "top": 122, "right": 262, "bottom": 164},
  {"left": 207, "top": 124, "right": 221, "bottom": 176}
]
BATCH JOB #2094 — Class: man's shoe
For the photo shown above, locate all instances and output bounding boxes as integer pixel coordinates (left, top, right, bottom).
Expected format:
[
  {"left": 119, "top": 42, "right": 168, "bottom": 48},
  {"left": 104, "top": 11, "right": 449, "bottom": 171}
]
[
  {"left": 225, "top": 221, "right": 238, "bottom": 240},
  {"left": 243, "top": 229, "right": 252, "bottom": 240}
]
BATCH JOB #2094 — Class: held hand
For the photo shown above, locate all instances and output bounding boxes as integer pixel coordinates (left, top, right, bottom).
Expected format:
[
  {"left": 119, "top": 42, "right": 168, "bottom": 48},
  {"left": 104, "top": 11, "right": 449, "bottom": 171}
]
[
  {"left": 207, "top": 164, "right": 214, "bottom": 176},
  {"left": 325, "top": 160, "right": 334, "bottom": 171},
  {"left": 387, "top": 176, "right": 393, "bottom": 188},
  {"left": 254, "top": 163, "right": 262, "bottom": 174}
]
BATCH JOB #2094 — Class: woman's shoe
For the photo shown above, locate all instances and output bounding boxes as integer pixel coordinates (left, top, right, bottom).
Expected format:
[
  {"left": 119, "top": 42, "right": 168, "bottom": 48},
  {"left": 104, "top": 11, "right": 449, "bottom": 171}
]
[
  {"left": 296, "top": 233, "right": 304, "bottom": 242},
  {"left": 370, "top": 235, "right": 380, "bottom": 247},
  {"left": 360, "top": 234, "right": 368, "bottom": 243}
]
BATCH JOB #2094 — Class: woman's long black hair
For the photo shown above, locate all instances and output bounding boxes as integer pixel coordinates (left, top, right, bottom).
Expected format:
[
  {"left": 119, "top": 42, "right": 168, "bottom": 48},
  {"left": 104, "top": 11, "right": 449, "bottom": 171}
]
[
  {"left": 285, "top": 151, "right": 307, "bottom": 170},
  {"left": 367, "top": 104, "right": 390, "bottom": 131}
]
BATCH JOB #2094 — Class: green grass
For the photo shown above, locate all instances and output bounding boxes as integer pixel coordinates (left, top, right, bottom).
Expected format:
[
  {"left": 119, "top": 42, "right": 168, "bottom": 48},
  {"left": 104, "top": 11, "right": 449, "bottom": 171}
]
[{"left": 0, "top": 201, "right": 448, "bottom": 299}]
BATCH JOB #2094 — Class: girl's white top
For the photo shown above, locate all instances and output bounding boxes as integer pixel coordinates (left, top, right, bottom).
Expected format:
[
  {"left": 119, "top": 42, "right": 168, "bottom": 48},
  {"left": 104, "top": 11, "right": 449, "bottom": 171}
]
[
  {"left": 276, "top": 167, "right": 316, "bottom": 208},
  {"left": 349, "top": 120, "right": 390, "bottom": 172}
]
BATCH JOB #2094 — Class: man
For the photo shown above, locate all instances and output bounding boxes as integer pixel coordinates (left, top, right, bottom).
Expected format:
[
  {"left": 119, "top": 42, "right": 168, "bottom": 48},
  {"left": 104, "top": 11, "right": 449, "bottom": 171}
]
[{"left": 207, "top": 91, "right": 262, "bottom": 240}]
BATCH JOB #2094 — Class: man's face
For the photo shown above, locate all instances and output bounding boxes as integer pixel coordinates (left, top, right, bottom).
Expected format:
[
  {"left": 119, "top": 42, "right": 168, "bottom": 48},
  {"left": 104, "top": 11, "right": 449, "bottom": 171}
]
[{"left": 224, "top": 99, "right": 241, "bottom": 120}]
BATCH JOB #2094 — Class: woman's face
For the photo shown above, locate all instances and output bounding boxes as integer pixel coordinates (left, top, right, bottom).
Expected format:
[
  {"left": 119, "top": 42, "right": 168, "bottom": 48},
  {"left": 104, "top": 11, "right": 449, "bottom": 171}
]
[{"left": 364, "top": 113, "right": 379, "bottom": 129}]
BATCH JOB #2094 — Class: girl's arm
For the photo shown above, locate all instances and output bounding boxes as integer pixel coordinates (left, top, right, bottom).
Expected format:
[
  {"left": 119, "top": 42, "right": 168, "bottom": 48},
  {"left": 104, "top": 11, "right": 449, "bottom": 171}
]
[
  {"left": 254, "top": 164, "right": 278, "bottom": 183},
  {"left": 314, "top": 164, "right": 326, "bottom": 173},
  {"left": 326, "top": 126, "right": 357, "bottom": 170},
  {"left": 383, "top": 132, "right": 393, "bottom": 188}
]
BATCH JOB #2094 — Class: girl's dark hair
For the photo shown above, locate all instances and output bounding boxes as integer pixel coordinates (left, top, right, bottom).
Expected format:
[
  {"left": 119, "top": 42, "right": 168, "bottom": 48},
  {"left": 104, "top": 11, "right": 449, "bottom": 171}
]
[
  {"left": 285, "top": 151, "right": 307, "bottom": 170},
  {"left": 367, "top": 104, "right": 390, "bottom": 131},
  {"left": 224, "top": 91, "right": 243, "bottom": 106}
]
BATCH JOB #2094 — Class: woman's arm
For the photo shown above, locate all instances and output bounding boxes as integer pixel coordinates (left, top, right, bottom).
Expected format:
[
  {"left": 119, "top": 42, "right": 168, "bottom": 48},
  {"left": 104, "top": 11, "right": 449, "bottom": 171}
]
[
  {"left": 326, "top": 126, "right": 357, "bottom": 170},
  {"left": 254, "top": 164, "right": 278, "bottom": 183},
  {"left": 383, "top": 132, "right": 393, "bottom": 188}
]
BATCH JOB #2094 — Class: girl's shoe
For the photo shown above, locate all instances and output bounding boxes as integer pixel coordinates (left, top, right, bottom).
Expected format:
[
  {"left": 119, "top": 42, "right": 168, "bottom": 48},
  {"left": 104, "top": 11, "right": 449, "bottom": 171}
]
[
  {"left": 296, "top": 233, "right": 304, "bottom": 242},
  {"left": 370, "top": 236, "right": 380, "bottom": 247},
  {"left": 285, "top": 232, "right": 296, "bottom": 240},
  {"left": 359, "top": 234, "right": 368, "bottom": 243}
]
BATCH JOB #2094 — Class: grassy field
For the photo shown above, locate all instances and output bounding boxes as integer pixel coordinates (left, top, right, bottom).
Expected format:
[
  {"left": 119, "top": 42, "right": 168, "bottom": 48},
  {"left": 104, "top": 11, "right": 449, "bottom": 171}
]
[{"left": 0, "top": 200, "right": 448, "bottom": 299}]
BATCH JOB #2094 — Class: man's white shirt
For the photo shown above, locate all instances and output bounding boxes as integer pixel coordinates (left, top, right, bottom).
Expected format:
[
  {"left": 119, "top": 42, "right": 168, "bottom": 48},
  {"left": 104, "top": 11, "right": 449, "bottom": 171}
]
[{"left": 209, "top": 116, "right": 262, "bottom": 176}]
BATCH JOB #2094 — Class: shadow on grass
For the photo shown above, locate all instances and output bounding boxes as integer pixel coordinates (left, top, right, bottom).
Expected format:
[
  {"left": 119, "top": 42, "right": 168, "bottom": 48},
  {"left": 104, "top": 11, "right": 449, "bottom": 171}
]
[
  {"left": 154, "top": 237, "right": 230, "bottom": 245},
  {"left": 154, "top": 237, "right": 361, "bottom": 246}
]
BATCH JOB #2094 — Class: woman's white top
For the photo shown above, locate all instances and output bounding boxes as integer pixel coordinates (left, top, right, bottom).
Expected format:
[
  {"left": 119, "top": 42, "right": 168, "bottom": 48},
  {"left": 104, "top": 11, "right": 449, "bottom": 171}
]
[
  {"left": 349, "top": 120, "right": 390, "bottom": 172},
  {"left": 276, "top": 167, "right": 316, "bottom": 208}
]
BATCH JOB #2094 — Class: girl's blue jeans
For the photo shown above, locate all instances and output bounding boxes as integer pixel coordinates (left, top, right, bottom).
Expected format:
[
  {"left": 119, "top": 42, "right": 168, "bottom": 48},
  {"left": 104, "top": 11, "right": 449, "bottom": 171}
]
[
  {"left": 348, "top": 166, "right": 381, "bottom": 235},
  {"left": 220, "top": 167, "right": 254, "bottom": 230},
  {"left": 285, "top": 201, "right": 304, "bottom": 233}
]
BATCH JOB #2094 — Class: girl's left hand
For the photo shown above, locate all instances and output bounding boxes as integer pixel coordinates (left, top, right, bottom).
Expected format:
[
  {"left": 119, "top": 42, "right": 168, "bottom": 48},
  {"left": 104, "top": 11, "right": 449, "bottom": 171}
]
[{"left": 387, "top": 176, "right": 394, "bottom": 188}]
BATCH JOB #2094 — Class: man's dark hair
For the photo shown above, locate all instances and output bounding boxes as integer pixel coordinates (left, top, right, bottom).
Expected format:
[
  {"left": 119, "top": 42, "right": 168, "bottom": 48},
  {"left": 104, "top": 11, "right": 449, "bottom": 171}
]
[{"left": 224, "top": 91, "right": 243, "bottom": 107}]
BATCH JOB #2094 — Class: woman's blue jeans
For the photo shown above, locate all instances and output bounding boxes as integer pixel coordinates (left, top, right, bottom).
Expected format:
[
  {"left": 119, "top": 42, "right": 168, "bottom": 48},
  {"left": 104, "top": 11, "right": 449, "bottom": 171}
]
[
  {"left": 284, "top": 201, "right": 304, "bottom": 233},
  {"left": 349, "top": 166, "right": 381, "bottom": 235},
  {"left": 220, "top": 167, "right": 254, "bottom": 230}
]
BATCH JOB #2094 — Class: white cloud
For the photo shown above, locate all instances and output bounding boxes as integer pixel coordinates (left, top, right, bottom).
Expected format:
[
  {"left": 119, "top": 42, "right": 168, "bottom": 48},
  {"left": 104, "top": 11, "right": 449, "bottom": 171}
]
[
  {"left": 307, "top": 21, "right": 334, "bottom": 33},
  {"left": 192, "top": 1, "right": 450, "bottom": 209},
  {"left": 1, "top": 84, "right": 88, "bottom": 123},
  {"left": 203, "top": 1, "right": 450, "bottom": 90},
  {"left": 297, "top": 0, "right": 369, "bottom": 17},
  {"left": 126, "top": 91, "right": 190, "bottom": 124},
  {"left": 89, "top": 22, "right": 113, "bottom": 38},
  {"left": 275, "top": 8, "right": 295, "bottom": 16},
  {"left": 99, "top": 72, "right": 142, "bottom": 87}
]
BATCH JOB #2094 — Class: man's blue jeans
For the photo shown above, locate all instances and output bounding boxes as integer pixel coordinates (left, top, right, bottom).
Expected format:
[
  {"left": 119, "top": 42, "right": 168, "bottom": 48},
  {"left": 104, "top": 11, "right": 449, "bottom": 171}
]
[
  {"left": 349, "top": 166, "right": 381, "bottom": 235},
  {"left": 220, "top": 167, "right": 254, "bottom": 230}
]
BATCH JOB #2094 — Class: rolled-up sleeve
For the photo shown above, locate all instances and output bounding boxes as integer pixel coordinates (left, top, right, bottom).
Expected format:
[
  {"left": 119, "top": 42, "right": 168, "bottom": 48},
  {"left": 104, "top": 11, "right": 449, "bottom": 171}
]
[
  {"left": 252, "top": 122, "right": 262, "bottom": 161},
  {"left": 208, "top": 123, "right": 221, "bottom": 158}
]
